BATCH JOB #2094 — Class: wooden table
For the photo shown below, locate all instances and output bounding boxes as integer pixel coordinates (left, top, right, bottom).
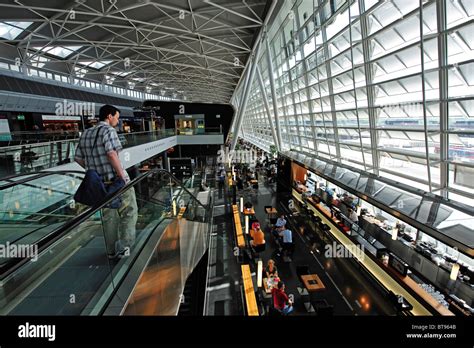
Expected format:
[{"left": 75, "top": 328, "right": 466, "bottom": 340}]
[
  {"left": 243, "top": 208, "right": 255, "bottom": 215},
  {"left": 232, "top": 204, "right": 245, "bottom": 248},
  {"left": 263, "top": 277, "right": 279, "bottom": 294},
  {"left": 265, "top": 207, "right": 278, "bottom": 215},
  {"left": 241, "top": 264, "right": 259, "bottom": 316},
  {"left": 301, "top": 274, "right": 326, "bottom": 292}
]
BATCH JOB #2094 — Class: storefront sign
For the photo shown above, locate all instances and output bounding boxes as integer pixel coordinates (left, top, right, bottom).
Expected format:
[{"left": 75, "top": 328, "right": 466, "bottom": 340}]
[{"left": 42, "top": 115, "right": 81, "bottom": 121}]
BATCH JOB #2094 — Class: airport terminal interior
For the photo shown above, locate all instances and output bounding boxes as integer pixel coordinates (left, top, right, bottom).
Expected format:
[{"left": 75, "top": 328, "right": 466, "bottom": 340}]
[{"left": 0, "top": 0, "right": 473, "bottom": 318}]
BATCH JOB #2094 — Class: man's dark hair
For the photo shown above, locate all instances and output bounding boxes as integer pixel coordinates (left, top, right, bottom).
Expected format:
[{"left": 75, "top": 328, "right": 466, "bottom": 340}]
[
  {"left": 99, "top": 104, "right": 120, "bottom": 121},
  {"left": 278, "top": 281, "right": 284, "bottom": 289}
]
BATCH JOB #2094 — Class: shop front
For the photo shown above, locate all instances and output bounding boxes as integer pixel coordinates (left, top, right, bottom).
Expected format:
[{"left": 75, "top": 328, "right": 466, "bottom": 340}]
[
  {"left": 174, "top": 114, "right": 204, "bottom": 135},
  {"left": 42, "top": 115, "right": 82, "bottom": 134},
  {"left": 282, "top": 152, "right": 474, "bottom": 316}
]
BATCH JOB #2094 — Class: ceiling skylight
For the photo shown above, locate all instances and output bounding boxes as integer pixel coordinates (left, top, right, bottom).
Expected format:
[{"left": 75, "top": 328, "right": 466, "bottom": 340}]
[
  {"left": 33, "top": 45, "right": 82, "bottom": 58},
  {"left": 80, "top": 60, "right": 112, "bottom": 69},
  {"left": 110, "top": 70, "right": 133, "bottom": 77},
  {"left": 0, "top": 21, "right": 32, "bottom": 40},
  {"left": 26, "top": 53, "right": 50, "bottom": 68},
  {"left": 74, "top": 66, "right": 88, "bottom": 78}
]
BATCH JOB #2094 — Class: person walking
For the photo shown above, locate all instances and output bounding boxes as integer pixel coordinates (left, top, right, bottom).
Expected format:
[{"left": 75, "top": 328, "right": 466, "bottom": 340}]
[{"left": 74, "top": 104, "right": 138, "bottom": 259}]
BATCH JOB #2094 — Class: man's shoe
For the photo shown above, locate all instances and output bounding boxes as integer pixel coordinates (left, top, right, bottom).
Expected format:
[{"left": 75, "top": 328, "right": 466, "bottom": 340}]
[
  {"left": 107, "top": 253, "right": 117, "bottom": 260},
  {"left": 116, "top": 249, "right": 130, "bottom": 258}
]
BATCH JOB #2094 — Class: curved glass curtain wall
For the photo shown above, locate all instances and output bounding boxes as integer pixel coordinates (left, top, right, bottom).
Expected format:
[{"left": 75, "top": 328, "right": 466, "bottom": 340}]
[{"left": 238, "top": 0, "right": 474, "bottom": 206}]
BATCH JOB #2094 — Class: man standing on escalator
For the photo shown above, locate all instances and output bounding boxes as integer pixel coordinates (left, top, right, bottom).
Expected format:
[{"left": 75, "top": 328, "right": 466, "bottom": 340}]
[{"left": 74, "top": 104, "right": 138, "bottom": 259}]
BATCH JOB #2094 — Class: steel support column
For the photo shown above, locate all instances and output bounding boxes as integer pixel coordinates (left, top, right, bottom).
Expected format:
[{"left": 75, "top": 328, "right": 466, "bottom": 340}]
[
  {"left": 437, "top": 0, "right": 449, "bottom": 199},
  {"left": 231, "top": 38, "right": 262, "bottom": 150},
  {"left": 265, "top": 32, "right": 283, "bottom": 150},
  {"left": 317, "top": 0, "right": 341, "bottom": 161},
  {"left": 256, "top": 66, "right": 280, "bottom": 150},
  {"left": 360, "top": 0, "right": 379, "bottom": 174}
]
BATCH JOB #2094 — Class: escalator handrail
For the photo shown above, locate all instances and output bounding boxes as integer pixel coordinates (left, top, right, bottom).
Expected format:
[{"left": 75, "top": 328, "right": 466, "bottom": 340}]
[
  {"left": 0, "top": 168, "right": 208, "bottom": 279},
  {"left": 0, "top": 170, "right": 86, "bottom": 190}
]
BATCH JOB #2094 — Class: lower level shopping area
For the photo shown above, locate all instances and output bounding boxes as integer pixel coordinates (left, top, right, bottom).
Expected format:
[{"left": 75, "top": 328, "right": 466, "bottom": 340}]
[
  {"left": 0, "top": 147, "right": 472, "bottom": 317},
  {"left": 217, "top": 142, "right": 473, "bottom": 317}
]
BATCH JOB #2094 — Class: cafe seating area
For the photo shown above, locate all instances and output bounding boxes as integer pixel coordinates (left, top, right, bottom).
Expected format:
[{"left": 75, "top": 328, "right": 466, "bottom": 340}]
[{"left": 227, "top": 164, "right": 358, "bottom": 316}]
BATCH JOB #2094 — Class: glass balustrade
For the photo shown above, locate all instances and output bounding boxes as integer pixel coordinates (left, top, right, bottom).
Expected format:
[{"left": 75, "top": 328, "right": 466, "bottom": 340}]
[
  {"left": 0, "top": 129, "right": 176, "bottom": 177},
  {"left": 0, "top": 169, "right": 210, "bottom": 315}
]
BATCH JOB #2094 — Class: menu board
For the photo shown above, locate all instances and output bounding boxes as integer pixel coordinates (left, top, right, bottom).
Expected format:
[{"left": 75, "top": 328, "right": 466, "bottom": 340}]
[{"left": 170, "top": 158, "right": 193, "bottom": 180}]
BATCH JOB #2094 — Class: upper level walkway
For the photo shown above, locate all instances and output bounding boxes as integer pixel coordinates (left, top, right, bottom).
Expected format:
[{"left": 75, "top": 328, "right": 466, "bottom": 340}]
[{"left": 0, "top": 129, "right": 224, "bottom": 178}]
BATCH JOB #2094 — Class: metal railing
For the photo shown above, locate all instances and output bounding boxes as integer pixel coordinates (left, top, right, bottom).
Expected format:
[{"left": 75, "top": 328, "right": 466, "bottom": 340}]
[
  {"left": 0, "top": 168, "right": 210, "bottom": 316},
  {"left": 0, "top": 129, "right": 175, "bottom": 177}
]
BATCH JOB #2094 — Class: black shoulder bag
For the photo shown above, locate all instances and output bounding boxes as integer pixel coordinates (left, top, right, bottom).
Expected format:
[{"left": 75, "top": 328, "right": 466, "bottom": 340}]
[{"left": 73, "top": 126, "right": 125, "bottom": 208}]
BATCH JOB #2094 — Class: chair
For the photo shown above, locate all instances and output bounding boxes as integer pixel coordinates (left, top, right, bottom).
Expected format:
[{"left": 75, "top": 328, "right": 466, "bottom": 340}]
[
  {"left": 251, "top": 243, "right": 266, "bottom": 259},
  {"left": 296, "top": 264, "right": 310, "bottom": 297},
  {"left": 267, "top": 306, "right": 283, "bottom": 316},
  {"left": 296, "top": 265, "right": 310, "bottom": 282},
  {"left": 264, "top": 205, "right": 273, "bottom": 223},
  {"left": 311, "top": 299, "right": 334, "bottom": 316}
]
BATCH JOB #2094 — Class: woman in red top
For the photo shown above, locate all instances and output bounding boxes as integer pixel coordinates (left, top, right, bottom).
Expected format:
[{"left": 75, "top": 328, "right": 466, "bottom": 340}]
[{"left": 271, "top": 281, "right": 293, "bottom": 315}]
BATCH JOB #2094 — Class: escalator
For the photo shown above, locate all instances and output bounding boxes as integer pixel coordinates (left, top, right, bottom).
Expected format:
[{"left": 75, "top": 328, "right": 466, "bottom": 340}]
[
  {"left": 0, "top": 168, "right": 212, "bottom": 316},
  {"left": 177, "top": 250, "right": 209, "bottom": 316}
]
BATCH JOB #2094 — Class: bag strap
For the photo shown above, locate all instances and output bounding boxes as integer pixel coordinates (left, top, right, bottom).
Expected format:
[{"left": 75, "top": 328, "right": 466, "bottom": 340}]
[
  {"left": 92, "top": 125, "right": 103, "bottom": 148},
  {"left": 81, "top": 125, "right": 104, "bottom": 166}
]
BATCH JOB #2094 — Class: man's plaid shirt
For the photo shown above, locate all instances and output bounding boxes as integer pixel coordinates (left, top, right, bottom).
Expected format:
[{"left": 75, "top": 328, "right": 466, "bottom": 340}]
[{"left": 75, "top": 122, "right": 123, "bottom": 182}]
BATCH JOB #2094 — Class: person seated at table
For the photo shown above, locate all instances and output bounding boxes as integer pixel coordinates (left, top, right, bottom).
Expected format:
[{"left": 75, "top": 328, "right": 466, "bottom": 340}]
[
  {"left": 275, "top": 214, "right": 286, "bottom": 229},
  {"left": 244, "top": 201, "right": 253, "bottom": 212},
  {"left": 265, "top": 259, "right": 279, "bottom": 279},
  {"left": 272, "top": 214, "right": 286, "bottom": 238},
  {"left": 250, "top": 224, "right": 265, "bottom": 249},
  {"left": 251, "top": 221, "right": 260, "bottom": 234},
  {"left": 271, "top": 281, "right": 293, "bottom": 315}
]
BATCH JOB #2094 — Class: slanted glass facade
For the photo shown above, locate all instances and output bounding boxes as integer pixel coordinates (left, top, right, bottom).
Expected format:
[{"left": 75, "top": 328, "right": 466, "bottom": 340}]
[{"left": 235, "top": 0, "right": 474, "bottom": 206}]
